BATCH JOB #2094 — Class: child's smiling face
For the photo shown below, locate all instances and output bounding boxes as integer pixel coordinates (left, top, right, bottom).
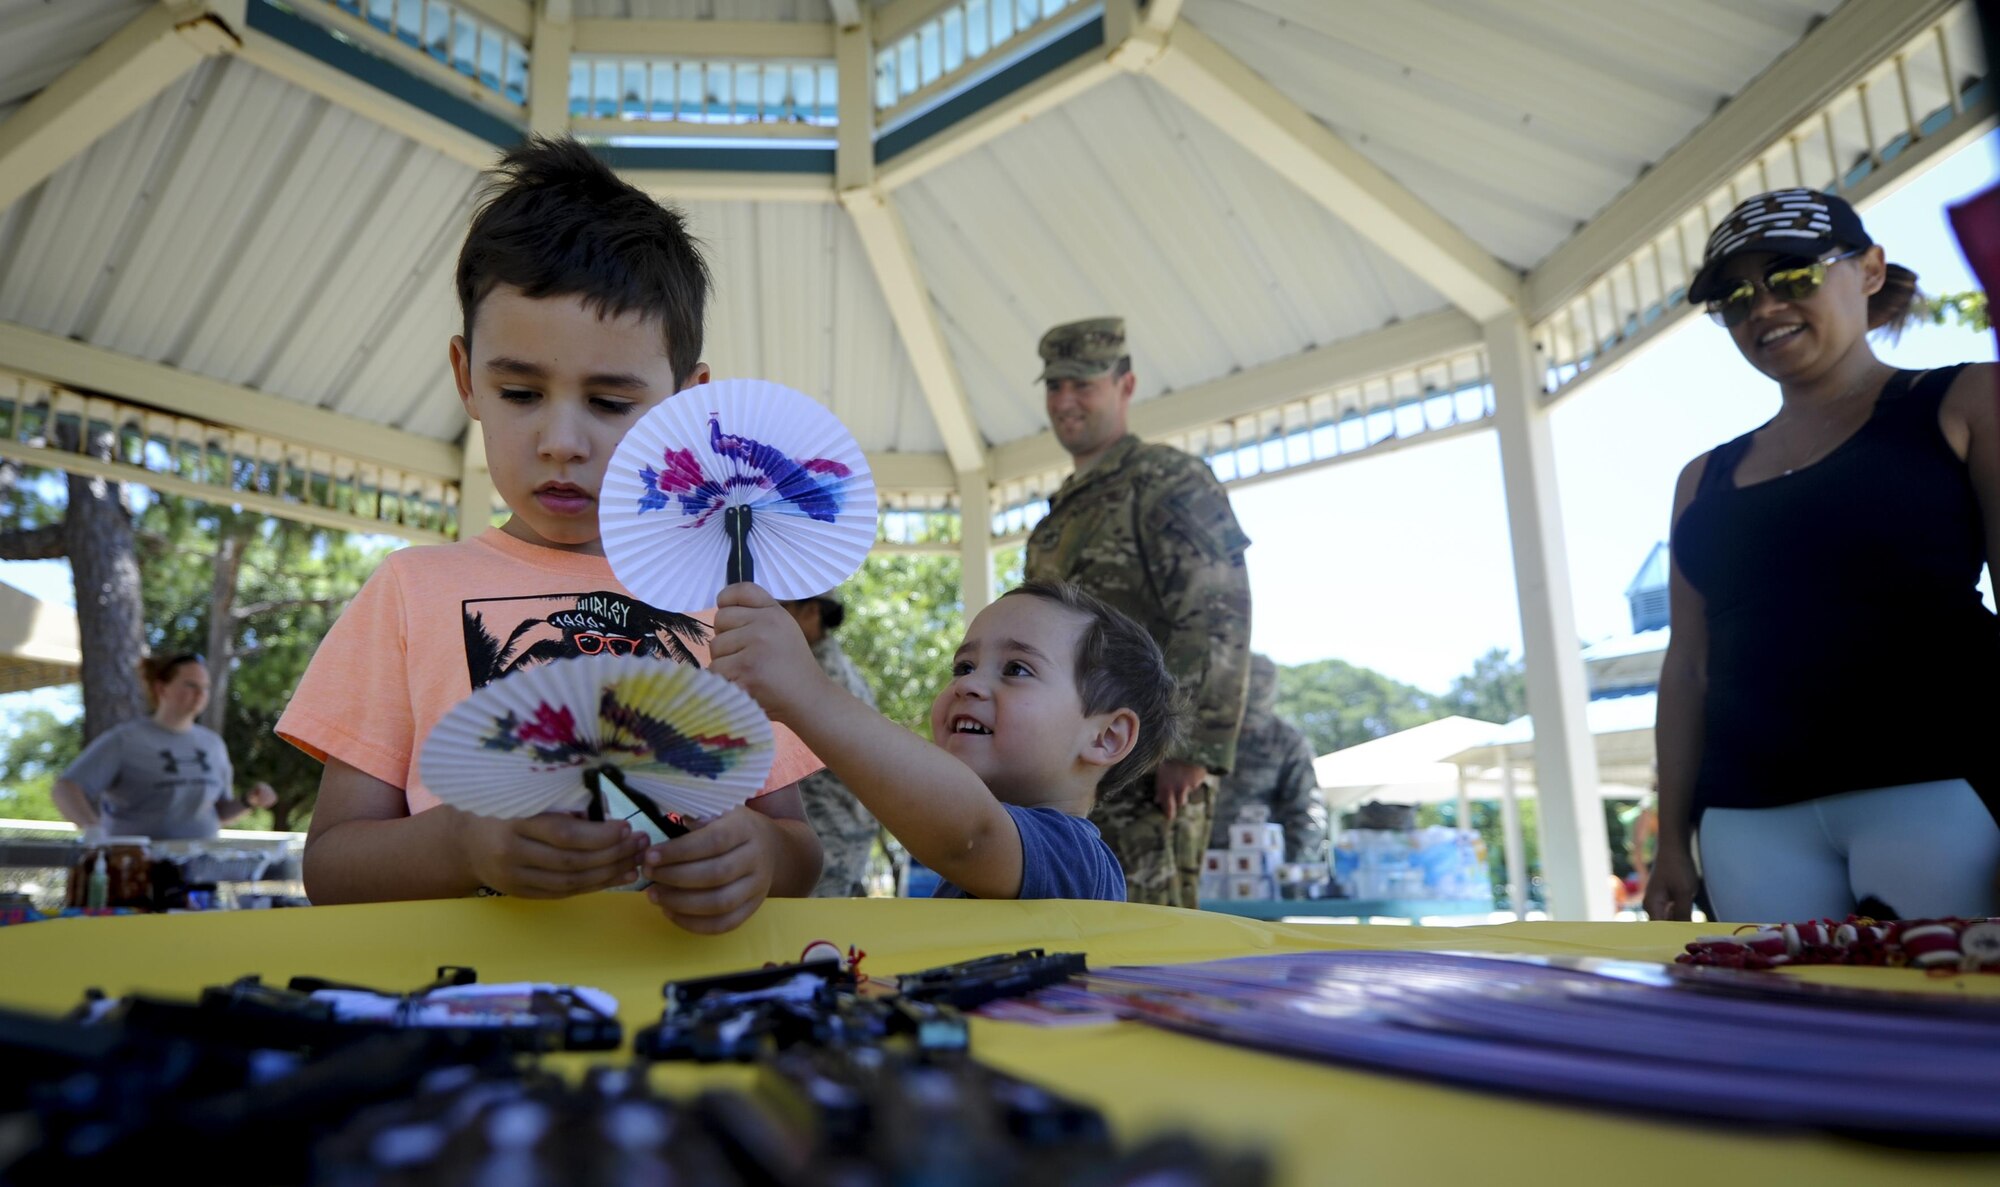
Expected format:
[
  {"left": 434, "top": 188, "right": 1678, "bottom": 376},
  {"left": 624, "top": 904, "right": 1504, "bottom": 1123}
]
[
  {"left": 452, "top": 285, "right": 706, "bottom": 554},
  {"left": 931, "top": 595, "right": 1103, "bottom": 803}
]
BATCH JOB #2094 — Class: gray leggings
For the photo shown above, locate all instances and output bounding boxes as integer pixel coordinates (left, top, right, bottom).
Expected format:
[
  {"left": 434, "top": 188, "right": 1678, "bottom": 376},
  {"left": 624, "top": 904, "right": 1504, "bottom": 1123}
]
[{"left": 1698, "top": 780, "right": 2000, "bottom": 923}]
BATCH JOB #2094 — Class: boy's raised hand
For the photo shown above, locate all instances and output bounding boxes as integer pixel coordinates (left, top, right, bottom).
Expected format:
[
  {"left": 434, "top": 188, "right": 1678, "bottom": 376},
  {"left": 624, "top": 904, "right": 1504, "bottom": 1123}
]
[
  {"left": 642, "top": 806, "right": 784, "bottom": 934},
  {"left": 708, "top": 582, "right": 831, "bottom": 725},
  {"left": 450, "top": 808, "right": 647, "bottom": 899}
]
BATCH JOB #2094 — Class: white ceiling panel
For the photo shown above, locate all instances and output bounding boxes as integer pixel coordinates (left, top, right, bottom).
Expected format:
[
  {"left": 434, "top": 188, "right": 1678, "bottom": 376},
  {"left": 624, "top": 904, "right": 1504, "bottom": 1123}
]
[
  {"left": 900, "top": 71, "right": 1458, "bottom": 448},
  {"left": 685, "top": 199, "right": 940, "bottom": 454},
  {"left": 1183, "top": 0, "right": 1841, "bottom": 270},
  {"left": 0, "top": 0, "right": 147, "bottom": 109},
  {"left": 0, "top": 0, "right": 1944, "bottom": 479}
]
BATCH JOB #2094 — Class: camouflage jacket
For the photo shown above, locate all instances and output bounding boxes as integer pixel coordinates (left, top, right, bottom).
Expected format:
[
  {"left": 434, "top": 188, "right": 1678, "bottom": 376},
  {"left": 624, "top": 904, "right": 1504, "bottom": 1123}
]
[
  {"left": 1024, "top": 434, "right": 1252, "bottom": 773},
  {"left": 812, "top": 635, "right": 877, "bottom": 710},
  {"left": 1210, "top": 712, "right": 1327, "bottom": 862},
  {"left": 800, "top": 635, "right": 880, "bottom": 897}
]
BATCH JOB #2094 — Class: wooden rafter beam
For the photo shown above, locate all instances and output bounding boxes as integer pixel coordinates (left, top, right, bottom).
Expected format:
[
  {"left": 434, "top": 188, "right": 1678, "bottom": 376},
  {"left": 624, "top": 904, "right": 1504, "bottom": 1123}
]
[
  {"left": 1140, "top": 23, "right": 1521, "bottom": 320},
  {"left": 0, "top": 321, "right": 463, "bottom": 482},
  {"left": 623, "top": 169, "right": 835, "bottom": 203},
  {"left": 869, "top": 451, "right": 956, "bottom": 492},
  {"left": 874, "top": 48, "right": 1120, "bottom": 190},
  {"left": 570, "top": 20, "right": 836, "bottom": 58},
  {"left": 455, "top": 0, "right": 534, "bottom": 41},
  {"left": 827, "top": 0, "right": 863, "bottom": 32},
  {"left": 873, "top": 0, "right": 949, "bottom": 47},
  {"left": 0, "top": 0, "right": 242, "bottom": 213},
  {"left": 242, "top": 21, "right": 839, "bottom": 201},
  {"left": 840, "top": 189, "right": 988, "bottom": 475},
  {"left": 1525, "top": 0, "right": 1963, "bottom": 321},
  {"left": 989, "top": 310, "right": 1483, "bottom": 484},
  {"left": 235, "top": 23, "right": 500, "bottom": 168}
]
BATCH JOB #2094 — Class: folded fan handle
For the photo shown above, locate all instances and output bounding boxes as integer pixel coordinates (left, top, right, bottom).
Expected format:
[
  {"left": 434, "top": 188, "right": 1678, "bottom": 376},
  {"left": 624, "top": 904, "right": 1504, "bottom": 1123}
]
[
  {"left": 724, "top": 504, "right": 754, "bottom": 585},
  {"left": 585, "top": 766, "right": 692, "bottom": 841}
]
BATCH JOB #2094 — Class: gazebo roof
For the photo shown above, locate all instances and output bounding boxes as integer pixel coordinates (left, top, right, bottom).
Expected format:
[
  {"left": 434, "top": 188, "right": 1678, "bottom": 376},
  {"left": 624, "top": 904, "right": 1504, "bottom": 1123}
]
[
  {"left": 1, "top": 0, "right": 1985, "bottom": 544},
  {"left": 1, "top": 0, "right": 1987, "bottom": 920}
]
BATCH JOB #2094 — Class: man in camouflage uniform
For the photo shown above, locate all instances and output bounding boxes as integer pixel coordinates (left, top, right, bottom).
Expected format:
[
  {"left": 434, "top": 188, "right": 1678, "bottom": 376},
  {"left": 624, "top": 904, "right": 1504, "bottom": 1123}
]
[
  {"left": 1210, "top": 655, "right": 1327, "bottom": 863},
  {"left": 1023, "top": 317, "right": 1252, "bottom": 908},
  {"left": 781, "top": 593, "right": 882, "bottom": 897}
]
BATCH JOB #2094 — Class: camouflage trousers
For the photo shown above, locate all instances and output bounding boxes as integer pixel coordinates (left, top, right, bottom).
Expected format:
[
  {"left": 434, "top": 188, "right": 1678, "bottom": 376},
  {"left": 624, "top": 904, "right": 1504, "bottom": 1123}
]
[
  {"left": 799, "top": 770, "right": 880, "bottom": 898},
  {"left": 1089, "top": 779, "right": 1211, "bottom": 908}
]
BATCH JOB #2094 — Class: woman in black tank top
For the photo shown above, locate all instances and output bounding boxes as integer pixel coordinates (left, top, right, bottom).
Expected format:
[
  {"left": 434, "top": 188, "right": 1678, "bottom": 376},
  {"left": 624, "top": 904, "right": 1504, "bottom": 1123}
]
[{"left": 1648, "top": 189, "right": 2000, "bottom": 923}]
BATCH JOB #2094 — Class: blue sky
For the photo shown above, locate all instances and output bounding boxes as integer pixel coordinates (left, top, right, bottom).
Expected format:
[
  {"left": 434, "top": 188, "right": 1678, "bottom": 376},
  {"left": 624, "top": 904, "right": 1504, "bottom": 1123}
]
[{"left": 3, "top": 134, "right": 1996, "bottom": 723}]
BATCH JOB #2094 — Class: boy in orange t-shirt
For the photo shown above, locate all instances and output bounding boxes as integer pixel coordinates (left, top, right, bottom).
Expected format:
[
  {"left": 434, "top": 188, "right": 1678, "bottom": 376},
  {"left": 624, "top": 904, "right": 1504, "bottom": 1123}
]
[{"left": 278, "top": 137, "right": 824, "bottom": 933}]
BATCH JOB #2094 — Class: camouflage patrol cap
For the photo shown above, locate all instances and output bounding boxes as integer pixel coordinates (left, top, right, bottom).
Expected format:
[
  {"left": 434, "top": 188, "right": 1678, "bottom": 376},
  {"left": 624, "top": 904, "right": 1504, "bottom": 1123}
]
[{"left": 1036, "top": 317, "right": 1125, "bottom": 382}]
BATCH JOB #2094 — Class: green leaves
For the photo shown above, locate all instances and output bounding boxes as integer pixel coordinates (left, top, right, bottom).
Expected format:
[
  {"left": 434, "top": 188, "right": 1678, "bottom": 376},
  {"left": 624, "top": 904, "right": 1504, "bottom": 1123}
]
[
  {"left": 1910, "top": 290, "right": 1990, "bottom": 333},
  {"left": 132, "top": 501, "right": 393, "bottom": 831},
  {"left": 834, "top": 553, "right": 967, "bottom": 738},
  {"left": 1271, "top": 659, "right": 1438, "bottom": 757}
]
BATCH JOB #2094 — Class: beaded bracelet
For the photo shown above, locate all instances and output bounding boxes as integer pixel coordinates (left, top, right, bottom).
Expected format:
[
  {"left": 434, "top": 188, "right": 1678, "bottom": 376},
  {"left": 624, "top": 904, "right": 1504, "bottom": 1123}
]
[{"left": 1677, "top": 916, "right": 2000, "bottom": 974}]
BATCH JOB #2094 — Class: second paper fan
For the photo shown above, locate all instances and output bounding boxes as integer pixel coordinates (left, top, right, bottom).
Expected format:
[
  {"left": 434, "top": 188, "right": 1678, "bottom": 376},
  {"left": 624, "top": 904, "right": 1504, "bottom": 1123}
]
[
  {"left": 601, "top": 380, "right": 877, "bottom": 610},
  {"left": 419, "top": 654, "right": 775, "bottom": 826}
]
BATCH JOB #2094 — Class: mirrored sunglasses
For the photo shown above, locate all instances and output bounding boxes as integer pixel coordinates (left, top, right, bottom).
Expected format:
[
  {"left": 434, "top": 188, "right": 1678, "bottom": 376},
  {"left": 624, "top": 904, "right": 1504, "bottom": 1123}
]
[{"left": 1706, "top": 249, "right": 1863, "bottom": 327}]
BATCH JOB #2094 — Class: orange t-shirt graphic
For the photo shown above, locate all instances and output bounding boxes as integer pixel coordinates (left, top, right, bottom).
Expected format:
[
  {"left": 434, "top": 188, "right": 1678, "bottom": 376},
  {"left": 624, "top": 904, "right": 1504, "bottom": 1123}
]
[{"left": 278, "top": 529, "right": 822, "bottom": 814}]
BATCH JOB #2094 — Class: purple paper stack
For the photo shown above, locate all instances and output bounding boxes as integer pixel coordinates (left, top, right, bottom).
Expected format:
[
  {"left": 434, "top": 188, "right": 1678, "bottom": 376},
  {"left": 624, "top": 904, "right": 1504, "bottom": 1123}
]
[{"left": 1026, "top": 950, "right": 2000, "bottom": 1140}]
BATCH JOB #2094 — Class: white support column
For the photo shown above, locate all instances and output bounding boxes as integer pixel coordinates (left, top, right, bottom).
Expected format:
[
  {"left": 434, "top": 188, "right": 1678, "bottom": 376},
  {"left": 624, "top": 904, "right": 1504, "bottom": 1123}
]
[
  {"left": 1497, "top": 749, "right": 1528, "bottom": 921},
  {"left": 1485, "top": 313, "right": 1612, "bottom": 921},
  {"left": 1142, "top": 0, "right": 1185, "bottom": 34},
  {"left": 459, "top": 429, "right": 499, "bottom": 539},
  {"left": 0, "top": 0, "right": 241, "bottom": 213},
  {"left": 827, "top": 0, "right": 863, "bottom": 30},
  {"left": 527, "top": 0, "right": 574, "bottom": 139},
  {"left": 958, "top": 471, "right": 993, "bottom": 615},
  {"left": 1102, "top": 0, "right": 1141, "bottom": 50},
  {"left": 1454, "top": 765, "right": 1471, "bottom": 836},
  {"left": 835, "top": 12, "right": 874, "bottom": 193},
  {"left": 838, "top": 13, "right": 994, "bottom": 612},
  {"left": 1138, "top": 24, "right": 1519, "bottom": 321}
]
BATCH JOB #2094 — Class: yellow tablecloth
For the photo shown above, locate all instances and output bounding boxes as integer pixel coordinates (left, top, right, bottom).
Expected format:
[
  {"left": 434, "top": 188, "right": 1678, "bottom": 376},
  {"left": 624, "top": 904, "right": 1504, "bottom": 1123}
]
[{"left": 4, "top": 897, "right": 1996, "bottom": 1186}]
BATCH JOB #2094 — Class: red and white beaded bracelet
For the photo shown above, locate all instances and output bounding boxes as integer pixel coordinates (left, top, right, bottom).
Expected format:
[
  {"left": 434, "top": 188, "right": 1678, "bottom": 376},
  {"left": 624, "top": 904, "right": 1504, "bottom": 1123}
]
[{"left": 1678, "top": 916, "right": 2000, "bottom": 974}]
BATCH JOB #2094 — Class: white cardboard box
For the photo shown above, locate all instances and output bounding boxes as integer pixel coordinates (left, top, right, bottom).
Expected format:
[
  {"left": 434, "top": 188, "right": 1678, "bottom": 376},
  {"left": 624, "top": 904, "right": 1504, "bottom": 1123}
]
[
  {"left": 1227, "top": 875, "right": 1275, "bottom": 901},
  {"left": 1228, "top": 849, "right": 1278, "bottom": 877},
  {"left": 1230, "top": 823, "right": 1285, "bottom": 855}
]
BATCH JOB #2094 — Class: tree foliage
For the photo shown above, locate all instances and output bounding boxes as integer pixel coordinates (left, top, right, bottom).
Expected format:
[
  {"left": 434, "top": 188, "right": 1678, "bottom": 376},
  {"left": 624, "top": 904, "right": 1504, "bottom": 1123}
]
[
  {"left": 0, "top": 697, "right": 83, "bottom": 821},
  {"left": 832, "top": 553, "right": 966, "bottom": 736},
  {"left": 133, "top": 499, "right": 391, "bottom": 831},
  {"left": 0, "top": 432, "right": 148, "bottom": 741},
  {"left": 1437, "top": 647, "right": 1528, "bottom": 725},
  {"left": 0, "top": 471, "right": 389, "bottom": 832},
  {"left": 1270, "top": 658, "right": 1439, "bottom": 757},
  {"left": 1911, "top": 289, "right": 1991, "bottom": 333}
]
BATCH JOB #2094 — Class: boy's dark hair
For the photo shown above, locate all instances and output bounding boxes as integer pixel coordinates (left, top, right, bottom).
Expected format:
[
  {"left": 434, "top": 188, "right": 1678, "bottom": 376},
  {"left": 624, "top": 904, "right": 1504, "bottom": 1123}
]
[
  {"left": 999, "top": 579, "right": 1186, "bottom": 798},
  {"left": 456, "top": 136, "right": 711, "bottom": 386}
]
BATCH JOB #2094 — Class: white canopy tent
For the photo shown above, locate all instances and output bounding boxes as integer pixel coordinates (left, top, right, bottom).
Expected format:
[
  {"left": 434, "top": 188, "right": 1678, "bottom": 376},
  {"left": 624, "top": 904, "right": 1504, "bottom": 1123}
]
[
  {"left": 0, "top": 581, "right": 81, "bottom": 695},
  {"left": 1445, "top": 693, "right": 1659, "bottom": 916},
  {"left": 0, "top": 0, "right": 1988, "bottom": 918},
  {"left": 1313, "top": 714, "right": 1496, "bottom": 813},
  {"left": 1315, "top": 707, "right": 1656, "bottom": 916}
]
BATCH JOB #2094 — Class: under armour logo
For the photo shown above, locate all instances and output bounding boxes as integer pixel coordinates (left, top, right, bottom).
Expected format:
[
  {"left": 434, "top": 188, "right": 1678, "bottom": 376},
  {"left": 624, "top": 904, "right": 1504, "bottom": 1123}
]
[{"left": 159, "top": 749, "right": 211, "bottom": 776}]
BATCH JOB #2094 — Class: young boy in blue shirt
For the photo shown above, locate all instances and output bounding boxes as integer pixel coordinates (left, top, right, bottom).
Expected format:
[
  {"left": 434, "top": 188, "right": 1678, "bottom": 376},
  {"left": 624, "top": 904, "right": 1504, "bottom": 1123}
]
[
  {"left": 711, "top": 579, "right": 1183, "bottom": 900},
  {"left": 281, "top": 138, "right": 824, "bottom": 932}
]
